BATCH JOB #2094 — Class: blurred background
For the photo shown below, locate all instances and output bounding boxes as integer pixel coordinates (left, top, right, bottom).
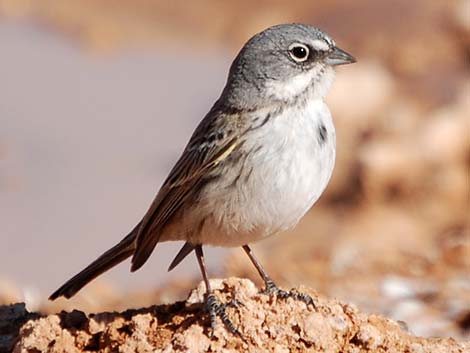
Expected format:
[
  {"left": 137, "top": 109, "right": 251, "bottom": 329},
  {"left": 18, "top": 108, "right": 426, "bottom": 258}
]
[{"left": 0, "top": 0, "right": 468, "bottom": 340}]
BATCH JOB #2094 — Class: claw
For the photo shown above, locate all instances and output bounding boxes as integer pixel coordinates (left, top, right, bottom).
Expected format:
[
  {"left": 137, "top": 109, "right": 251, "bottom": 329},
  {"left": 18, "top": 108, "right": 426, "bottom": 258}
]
[
  {"left": 264, "top": 280, "right": 316, "bottom": 308},
  {"left": 204, "top": 293, "right": 242, "bottom": 337}
]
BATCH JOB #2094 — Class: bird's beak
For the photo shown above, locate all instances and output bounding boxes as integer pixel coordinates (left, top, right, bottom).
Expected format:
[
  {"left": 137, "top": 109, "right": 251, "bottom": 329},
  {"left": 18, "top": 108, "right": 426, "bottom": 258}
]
[{"left": 325, "top": 46, "right": 356, "bottom": 66}]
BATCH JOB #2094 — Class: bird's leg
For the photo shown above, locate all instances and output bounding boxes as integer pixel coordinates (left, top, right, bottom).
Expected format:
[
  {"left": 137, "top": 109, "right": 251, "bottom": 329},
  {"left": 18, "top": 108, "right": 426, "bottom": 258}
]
[
  {"left": 242, "top": 245, "right": 315, "bottom": 308},
  {"left": 195, "top": 245, "right": 241, "bottom": 336}
]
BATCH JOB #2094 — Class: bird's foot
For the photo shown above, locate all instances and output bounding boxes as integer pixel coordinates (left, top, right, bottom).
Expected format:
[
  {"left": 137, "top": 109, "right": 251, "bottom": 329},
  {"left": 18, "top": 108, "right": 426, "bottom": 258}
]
[
  {"left": 204, "top": 292, "right": 242, "bottom": 336},
  {"left": 263, "top": 279, "right": 316, "bottom": 308}
]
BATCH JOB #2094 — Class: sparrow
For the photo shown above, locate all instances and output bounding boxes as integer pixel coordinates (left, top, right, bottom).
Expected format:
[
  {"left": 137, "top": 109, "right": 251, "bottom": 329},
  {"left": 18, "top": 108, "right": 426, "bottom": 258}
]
[{"left": 49, "top": 23, "right": 356, "bottom": 334}]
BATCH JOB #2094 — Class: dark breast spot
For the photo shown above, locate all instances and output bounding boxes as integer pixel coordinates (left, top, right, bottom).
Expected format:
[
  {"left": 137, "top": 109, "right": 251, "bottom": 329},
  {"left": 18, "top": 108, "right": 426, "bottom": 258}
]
[{"left": 318, "top": 124, "right": 327, "bottom": 145}]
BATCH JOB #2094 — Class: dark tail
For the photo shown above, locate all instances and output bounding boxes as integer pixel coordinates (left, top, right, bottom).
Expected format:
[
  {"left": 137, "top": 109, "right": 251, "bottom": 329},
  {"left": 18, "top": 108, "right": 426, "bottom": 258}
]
[{"left": 49, "top": 223, "right": 140, "bottom": 300}]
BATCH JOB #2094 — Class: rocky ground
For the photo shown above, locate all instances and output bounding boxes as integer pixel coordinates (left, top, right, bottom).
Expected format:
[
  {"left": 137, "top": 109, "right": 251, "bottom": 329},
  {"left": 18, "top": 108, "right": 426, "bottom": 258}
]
[{"left": 2, "top": 278, "right": 469, "bottom": 353}]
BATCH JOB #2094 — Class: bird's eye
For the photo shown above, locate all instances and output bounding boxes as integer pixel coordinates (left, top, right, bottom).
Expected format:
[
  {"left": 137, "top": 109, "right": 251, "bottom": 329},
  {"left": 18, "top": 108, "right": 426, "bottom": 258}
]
[{"left": 288, "top": 43, "right": 310, "bottom": 62}]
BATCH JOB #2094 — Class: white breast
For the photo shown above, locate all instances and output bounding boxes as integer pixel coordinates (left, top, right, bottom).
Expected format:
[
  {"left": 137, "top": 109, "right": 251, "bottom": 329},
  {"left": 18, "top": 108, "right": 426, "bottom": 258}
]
[{"left": 196, "top": 99, "right": 336, "bottom": 247}]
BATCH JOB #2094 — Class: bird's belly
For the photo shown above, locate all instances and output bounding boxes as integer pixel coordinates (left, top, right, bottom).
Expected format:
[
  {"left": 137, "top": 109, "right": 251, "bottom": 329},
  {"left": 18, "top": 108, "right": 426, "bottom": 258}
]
[
  {"left": 194, "top": 100, "right": 336, "bottom": 247},
  {"left": 236, "top": 127, "right": 335, "bottom": 238}
]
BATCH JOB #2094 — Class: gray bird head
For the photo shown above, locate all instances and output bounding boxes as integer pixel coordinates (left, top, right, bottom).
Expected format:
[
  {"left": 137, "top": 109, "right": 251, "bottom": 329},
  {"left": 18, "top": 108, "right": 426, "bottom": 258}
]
[{"left": 219, "top": 23, "right": 355, "bottom": 110}]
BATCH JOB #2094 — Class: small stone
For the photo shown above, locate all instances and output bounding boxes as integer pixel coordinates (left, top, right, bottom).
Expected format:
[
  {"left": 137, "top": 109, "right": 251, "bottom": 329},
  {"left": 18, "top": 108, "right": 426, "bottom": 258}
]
[{"left": 381, "top": 276, "right": 416, "bottom": 300}]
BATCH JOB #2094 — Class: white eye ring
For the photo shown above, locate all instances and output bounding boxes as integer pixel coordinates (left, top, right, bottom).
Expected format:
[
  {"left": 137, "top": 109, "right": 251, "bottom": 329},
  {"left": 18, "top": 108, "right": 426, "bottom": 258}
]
[{"left": 288, "top": 43, "right": 310, "bottom": 62}]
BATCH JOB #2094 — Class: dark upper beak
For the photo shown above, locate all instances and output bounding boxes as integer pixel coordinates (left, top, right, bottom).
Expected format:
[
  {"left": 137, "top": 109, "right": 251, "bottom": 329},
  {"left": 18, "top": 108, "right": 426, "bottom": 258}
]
[{"left": 325, "top": 46, "right": 356, "bottom": 66}]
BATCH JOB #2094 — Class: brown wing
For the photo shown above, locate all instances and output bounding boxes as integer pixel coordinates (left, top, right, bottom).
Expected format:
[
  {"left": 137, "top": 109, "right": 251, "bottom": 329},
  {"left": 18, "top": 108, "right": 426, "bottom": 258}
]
[{"left": 130, "top": 111, "right": 241, "bottom": 272}]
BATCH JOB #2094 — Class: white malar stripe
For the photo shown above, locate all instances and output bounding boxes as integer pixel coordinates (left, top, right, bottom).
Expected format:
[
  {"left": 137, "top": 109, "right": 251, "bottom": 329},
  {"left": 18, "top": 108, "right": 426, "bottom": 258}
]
[
  {"left": 265, "top": 66, "right": 335, "bottom": 101},
  {"left": 265, "top": 70, "right": 316, "bottom": 101}
]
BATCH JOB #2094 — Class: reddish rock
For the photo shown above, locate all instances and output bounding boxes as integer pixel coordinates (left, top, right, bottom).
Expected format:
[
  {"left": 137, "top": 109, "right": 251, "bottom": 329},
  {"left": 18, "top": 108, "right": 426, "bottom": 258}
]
[{"left": 3, "top": 278, "right": 467, "bottom": 353}]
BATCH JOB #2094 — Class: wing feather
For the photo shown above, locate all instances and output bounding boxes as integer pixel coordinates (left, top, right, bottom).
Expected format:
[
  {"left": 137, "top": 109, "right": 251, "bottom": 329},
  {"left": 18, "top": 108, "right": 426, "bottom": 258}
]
[{"left": 130, "top": 111, "right": 241, "bottom": 271}]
